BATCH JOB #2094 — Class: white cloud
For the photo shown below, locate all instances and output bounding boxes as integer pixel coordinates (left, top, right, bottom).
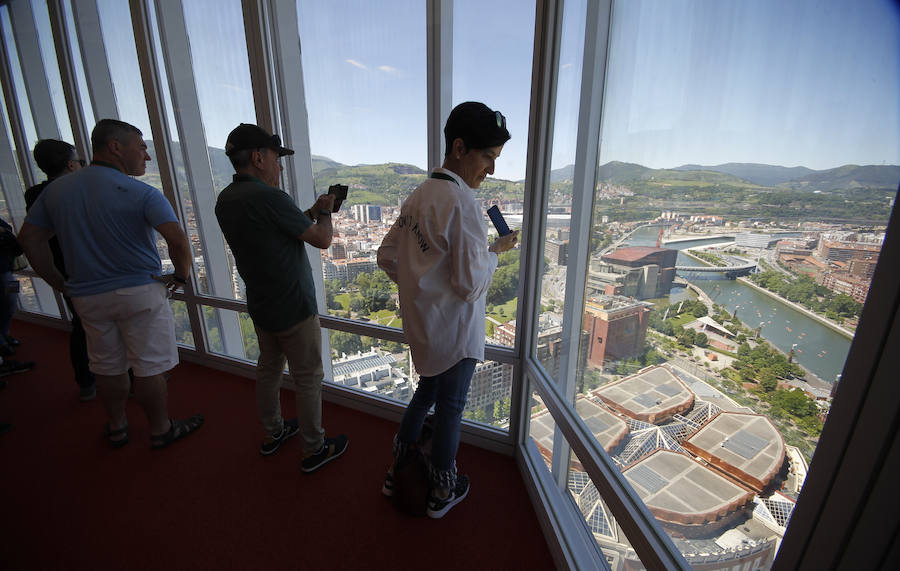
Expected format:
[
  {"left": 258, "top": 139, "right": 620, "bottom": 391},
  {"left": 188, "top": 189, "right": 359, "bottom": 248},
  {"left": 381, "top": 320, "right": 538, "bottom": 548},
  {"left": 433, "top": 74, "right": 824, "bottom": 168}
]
[
  {"left": 378, "top": 65, "right": 400, "bottom": 75},
  {"left": 345, "top": 59, "right": 367, "bottom": 70}
]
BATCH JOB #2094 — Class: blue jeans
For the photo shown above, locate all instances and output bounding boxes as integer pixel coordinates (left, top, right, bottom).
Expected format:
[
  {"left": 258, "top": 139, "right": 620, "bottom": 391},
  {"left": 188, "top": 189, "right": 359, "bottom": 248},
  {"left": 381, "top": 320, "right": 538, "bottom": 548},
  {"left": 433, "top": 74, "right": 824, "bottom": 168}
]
[{"left": 397, "top": 358, "right": 476, "bottom": 489}]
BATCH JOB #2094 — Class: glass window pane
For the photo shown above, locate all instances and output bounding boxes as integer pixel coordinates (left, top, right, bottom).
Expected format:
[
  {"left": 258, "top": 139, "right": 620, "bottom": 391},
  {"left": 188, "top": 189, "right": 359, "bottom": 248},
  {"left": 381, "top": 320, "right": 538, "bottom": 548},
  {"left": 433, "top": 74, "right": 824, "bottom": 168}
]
[
  {"left": 329, "top": 328, "right": 512, "bottom": 430},
  {"left": 200, "top": 304, "right": 256, "bottom": 362},
  {"left": 565, "top": 1, "right": 900, "bottom": 565},
  {"left": 297, "top": 0, "right": 426, "bottom": 321},
  {"left": 170, "top": 0, "right": 255, "bottom": 300},
  {"left": 170, "top": 299, "right": 194, "bottom": 349},
  {"left": 528, "top": 389, "right": 555, "bottom": 470},
  {"left": 1, "top": 5, "right": 39, "bottom": 176},
  {"left": 534, "top": 0, "right": 586, "bottom": 381},
  {"left": 17, "top": 276, "right": 60, "bottom": 318},
  {"left": 453, "top": 0, "right": 535, "bottom": 348},
  {"left": 0, "top": 85, "right": 23, "bottom": 225},
  {"left": 33, "top": 0, "right": 74, "bottom": 143},
  {"left": 329, "top": 331, "right": 413, "bottom": 402},
  {"left": 94, "top": 0, "right": 175, "bottom": 266}
]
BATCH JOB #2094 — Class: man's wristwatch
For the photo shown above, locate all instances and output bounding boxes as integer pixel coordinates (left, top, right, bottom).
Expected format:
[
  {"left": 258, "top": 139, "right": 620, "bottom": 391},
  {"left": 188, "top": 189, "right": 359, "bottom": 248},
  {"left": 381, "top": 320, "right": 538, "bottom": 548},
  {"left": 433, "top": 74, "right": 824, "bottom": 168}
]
[{"left": 318, "top": 210, "right": 331, "bottom": 217}]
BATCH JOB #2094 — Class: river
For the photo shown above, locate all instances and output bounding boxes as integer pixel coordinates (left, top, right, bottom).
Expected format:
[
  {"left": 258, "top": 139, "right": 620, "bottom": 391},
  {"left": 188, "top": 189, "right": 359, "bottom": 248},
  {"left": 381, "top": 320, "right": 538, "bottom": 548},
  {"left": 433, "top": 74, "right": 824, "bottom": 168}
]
[{"left": 625, "top": 225, "right": 850, "bottom": 384}]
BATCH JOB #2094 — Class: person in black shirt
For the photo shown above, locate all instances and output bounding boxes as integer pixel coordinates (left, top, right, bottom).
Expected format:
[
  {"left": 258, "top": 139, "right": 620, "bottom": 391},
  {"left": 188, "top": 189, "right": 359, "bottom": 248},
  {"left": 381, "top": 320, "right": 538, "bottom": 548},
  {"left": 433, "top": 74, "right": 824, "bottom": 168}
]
[{"left": 24, "top": 139, "right": 94, "bottom": 401}]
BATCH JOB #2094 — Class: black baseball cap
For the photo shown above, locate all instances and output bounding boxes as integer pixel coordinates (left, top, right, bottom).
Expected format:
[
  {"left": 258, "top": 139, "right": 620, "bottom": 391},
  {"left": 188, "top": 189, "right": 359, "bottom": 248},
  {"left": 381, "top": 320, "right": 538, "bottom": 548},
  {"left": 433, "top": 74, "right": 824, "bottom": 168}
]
[
  {"left": 225, "top": 123, "right": 294, "bottom": 157},
  {"left": 444, "top": 101, "right": 511, "bottom": 154}
]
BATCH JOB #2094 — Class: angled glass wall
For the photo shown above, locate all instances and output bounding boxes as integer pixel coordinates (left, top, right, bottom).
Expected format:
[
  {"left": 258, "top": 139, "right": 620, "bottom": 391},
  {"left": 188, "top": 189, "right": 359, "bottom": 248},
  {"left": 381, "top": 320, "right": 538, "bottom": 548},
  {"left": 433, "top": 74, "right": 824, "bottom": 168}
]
[{"left": 523, "top": 0, "right": 900, "bottom": 569}]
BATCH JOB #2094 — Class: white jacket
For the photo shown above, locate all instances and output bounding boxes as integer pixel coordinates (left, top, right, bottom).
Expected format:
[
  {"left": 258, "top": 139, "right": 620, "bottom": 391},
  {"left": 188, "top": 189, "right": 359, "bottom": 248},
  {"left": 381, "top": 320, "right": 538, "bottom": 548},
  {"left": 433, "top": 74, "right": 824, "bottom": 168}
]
[{"left": 377, "top": 168, "right": 498, "bottom": 376}]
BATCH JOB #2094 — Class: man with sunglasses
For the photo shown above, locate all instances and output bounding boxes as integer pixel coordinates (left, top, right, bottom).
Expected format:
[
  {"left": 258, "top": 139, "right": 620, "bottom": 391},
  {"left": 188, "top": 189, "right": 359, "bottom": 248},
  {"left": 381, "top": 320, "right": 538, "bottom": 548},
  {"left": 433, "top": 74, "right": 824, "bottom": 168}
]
[
  {"left": 24, "top": 139, "right": 93, "bottom": 401},
  {"left": 215, "top": 123, "right": 348, "bottom": 472}
]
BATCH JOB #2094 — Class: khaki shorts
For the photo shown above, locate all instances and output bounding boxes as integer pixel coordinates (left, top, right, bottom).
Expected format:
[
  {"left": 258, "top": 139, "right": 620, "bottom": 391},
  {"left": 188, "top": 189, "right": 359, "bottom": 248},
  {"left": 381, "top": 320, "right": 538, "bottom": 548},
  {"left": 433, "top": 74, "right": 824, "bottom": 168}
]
[{"left": 72, "top": 282, "right": 178, "bottom": 377}]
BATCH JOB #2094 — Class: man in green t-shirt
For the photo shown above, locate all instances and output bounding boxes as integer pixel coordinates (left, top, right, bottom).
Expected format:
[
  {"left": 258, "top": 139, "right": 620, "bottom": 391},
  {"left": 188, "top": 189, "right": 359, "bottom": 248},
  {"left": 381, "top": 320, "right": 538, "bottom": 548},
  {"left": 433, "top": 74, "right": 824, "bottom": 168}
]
[{"left": 215, "top": 123, "right": 348, "bottom": 473}]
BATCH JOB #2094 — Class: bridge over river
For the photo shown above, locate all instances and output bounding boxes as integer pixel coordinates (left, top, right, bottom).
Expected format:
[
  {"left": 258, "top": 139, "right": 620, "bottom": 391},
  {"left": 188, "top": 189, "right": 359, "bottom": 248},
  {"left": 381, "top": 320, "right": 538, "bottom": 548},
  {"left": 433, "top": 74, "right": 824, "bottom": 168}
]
[{"left": 675, "top": 260, "right": 757, "bottom": 278}]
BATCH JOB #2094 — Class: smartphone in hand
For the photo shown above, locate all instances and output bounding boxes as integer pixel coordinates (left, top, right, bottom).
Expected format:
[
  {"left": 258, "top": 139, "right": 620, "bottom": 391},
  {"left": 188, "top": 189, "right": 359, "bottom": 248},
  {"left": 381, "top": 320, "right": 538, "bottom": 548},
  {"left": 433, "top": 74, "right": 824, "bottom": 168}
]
[
  {"left": 487, "top": 205, "right": 511, "bottom": 236},
  {"left": 328, "top": 184, "right": 348, "bottom": 212}
]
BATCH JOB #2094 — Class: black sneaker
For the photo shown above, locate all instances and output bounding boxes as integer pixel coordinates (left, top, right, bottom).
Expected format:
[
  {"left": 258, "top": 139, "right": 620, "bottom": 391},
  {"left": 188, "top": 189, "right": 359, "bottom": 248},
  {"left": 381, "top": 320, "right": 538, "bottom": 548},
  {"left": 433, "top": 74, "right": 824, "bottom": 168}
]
[
  {"left": 426, "top": 474, "right": 470, "bottom": 519},
  {"left": 301, "top": 434, "right": 348, "bottom": 473},
  {"left": 260, "top": 418, "right": 299, "bottom": 456},
  {"left": 0, "top": 360, "right": 34, "bottom": 377}
]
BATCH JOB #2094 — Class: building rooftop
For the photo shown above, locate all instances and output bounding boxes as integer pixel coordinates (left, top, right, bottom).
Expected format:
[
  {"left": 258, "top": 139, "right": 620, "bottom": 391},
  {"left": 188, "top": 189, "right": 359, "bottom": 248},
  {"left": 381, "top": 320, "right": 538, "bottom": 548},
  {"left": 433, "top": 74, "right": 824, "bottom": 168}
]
[
  {"left": 623, "top": 449, "right": 755, "bottom": 531},
  {"left": 602, "top": 246, "right": 671, "bottom": 263},
  {"left": 531, "top": 397, "right": 629, "bottom": 455},
  {"left": 593, "top": 366, "right": 695, "bottom": 423},
  {"left": 682, "top": 412, "right": 787, "bottom": 493}
]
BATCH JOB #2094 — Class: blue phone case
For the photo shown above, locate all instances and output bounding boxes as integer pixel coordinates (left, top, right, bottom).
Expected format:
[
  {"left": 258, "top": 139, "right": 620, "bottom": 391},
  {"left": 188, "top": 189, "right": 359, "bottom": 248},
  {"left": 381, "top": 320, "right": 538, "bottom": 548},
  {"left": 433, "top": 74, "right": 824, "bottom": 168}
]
[{"left": 487, "top": 205, "right": 511, "bottom": 236}]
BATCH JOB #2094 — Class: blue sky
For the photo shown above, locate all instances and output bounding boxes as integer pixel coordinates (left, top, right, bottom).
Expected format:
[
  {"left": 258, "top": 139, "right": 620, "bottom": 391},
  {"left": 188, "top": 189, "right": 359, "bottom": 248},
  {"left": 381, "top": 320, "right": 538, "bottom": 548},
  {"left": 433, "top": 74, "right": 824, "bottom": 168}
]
[{"left": 17, "top": 0, "right": 900, "bottom": 180}]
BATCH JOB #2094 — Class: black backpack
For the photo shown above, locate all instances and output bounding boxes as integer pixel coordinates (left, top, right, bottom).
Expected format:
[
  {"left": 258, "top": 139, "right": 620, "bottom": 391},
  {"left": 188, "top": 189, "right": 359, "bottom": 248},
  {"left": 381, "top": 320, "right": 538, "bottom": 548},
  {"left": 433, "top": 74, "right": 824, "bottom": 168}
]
[
  {"left": 391, "top": 447, "right": 430, "bottom": 516},
  {"left": 391, "top": 419, "right": 434, "bottom": 516}
]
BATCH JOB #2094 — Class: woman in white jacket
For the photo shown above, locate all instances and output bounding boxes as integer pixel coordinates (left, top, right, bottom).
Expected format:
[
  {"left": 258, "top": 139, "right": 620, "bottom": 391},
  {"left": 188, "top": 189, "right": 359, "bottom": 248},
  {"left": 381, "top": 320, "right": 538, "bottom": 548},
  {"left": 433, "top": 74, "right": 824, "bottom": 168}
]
[{"left": 377, "top": 102, "right": 519, "bottom": 518}]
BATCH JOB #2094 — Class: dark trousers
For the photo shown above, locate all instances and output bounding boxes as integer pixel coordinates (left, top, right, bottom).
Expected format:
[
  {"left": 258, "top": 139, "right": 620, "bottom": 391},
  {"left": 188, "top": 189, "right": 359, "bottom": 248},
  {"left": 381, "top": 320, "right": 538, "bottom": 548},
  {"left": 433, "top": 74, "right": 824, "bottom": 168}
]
[{"left": 64, "top": 296, "right": 94, "bottom": 388}]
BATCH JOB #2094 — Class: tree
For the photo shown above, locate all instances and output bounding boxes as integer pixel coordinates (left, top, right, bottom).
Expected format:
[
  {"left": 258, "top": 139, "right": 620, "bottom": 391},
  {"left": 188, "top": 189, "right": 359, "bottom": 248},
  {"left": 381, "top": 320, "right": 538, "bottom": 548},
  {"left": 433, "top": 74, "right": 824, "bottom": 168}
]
[
  {"left": 324, "top": 279, "right": 343, "bottom": 310},
  {"left": 330, "top": 330, "right": 362, "bottom": 356},
  {"left": 770, "top": 388, "right": 817, "bottom": 417},
  {"left": 487, "top": 264, "right": 519, "bottom": 305},
  {"left": 694, "top": 332, "right": 708, "bottom": 348},
  {"left": 759, "top": 368, "right": 778, "bottom": 392}
]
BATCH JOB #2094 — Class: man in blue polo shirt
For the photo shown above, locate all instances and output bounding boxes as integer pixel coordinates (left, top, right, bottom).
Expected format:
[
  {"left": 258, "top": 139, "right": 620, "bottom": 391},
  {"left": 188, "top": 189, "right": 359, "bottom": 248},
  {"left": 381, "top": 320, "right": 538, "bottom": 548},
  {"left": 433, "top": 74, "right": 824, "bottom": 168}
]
[{"left": 18, "top": 119, "right": 203, "bottom": 450}]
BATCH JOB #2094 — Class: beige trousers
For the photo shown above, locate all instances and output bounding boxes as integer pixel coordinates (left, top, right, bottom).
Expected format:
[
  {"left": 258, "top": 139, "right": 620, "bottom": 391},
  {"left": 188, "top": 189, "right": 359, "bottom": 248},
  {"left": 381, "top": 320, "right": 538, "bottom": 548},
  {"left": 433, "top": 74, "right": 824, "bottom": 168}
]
[{"left": 254, "top": 314, "right": 325, "bottom": 454}]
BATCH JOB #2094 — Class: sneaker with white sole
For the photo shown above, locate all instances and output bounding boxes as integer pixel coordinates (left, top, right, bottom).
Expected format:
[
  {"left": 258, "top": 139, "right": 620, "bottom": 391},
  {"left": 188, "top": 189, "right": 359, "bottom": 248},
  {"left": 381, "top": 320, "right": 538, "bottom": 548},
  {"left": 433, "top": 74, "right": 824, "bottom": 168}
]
[
  {"left": 382, "top": 469, "right": 394, "bottom": 496},
  {"left": 426, "top": 474, "right": 469, "bottom": 519},
  {"left": 260, "top": 418, "right": 299, "bottom": 456},
  {"left": 301, "top": 434, "right": 348, "bottom": 473}
]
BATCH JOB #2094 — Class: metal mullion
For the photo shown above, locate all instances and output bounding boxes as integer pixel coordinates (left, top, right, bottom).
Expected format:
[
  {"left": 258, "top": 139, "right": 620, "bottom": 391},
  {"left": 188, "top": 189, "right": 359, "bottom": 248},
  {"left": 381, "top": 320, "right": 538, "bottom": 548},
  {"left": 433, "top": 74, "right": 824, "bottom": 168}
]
[
  {"left": 143, "top": 0, "right": 246, "bottom": 358},
  {"left": 426, "top": 0, "right": 451, "bottom": 171},
  {"left": 528, "top": 359, "right": 690, "bottom": 570},
  {"left": 8, "top": 0, "right": 60, "bottom": 141},
  {"left": 549, "top": 0, "right": 612, "bottom": 492},
  {"left": 241, "top": 0, "right": 274, "bottom": 132},
  {"left": 1, "top": 1, "right": 64, "bottom": 317},
  {"left": 46, "top": 0, "right": 90, "bottom": 158},
  {"left": 516, "top": 0, "right": 562, "bottom": 454},
  {"left": 70, "top": 0, "right": 117, "bottom": 120},
  {"left": 266, "top": 0, "right": 334, "bottom": 379}
]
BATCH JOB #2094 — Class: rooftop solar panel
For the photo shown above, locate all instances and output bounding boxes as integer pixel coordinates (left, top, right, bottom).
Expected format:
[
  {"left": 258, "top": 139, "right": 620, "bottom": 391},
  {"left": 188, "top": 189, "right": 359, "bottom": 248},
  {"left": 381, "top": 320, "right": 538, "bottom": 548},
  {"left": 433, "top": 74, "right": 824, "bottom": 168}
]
[
  {"left": 628, "top": 464, "right": 668, "bottom": 494},
  {"left": 633, "top": 393, "right": 660, "bottom": 408},
  {"left": 656, "top": 383, "right": 681, "bottom": 397},
  {"left": 723, "top": 429, "right": 768, "bottom": 459},
  {"left": 584, "top": 416, "right": 610, "bottom": 434}
]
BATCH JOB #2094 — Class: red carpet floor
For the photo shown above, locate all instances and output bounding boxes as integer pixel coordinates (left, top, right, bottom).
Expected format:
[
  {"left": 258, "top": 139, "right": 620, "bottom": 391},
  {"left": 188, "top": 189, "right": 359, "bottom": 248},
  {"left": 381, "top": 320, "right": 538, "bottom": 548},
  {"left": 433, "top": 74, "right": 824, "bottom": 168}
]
[{"left": 0, "top": 320, "right": 554, "bottom": 570}]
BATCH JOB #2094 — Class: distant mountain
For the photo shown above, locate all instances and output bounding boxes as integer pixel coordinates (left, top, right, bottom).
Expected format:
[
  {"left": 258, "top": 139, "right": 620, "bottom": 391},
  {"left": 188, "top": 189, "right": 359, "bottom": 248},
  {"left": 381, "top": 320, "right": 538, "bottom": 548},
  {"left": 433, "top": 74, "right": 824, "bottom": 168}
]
[
  {"left": 311, "top": 155, "right": 343, "bottom": 174},
  {"left": 596, "top": 161, "right": 654, "bottom": 184},
  {"left": 779, "top": 165, "right": 900, "bottom": 191},
  {"left": 672, "top": 163, "right": 814, "bottom": 186},
  {"left": 670, "top": 162, "right": 899, "bottom": 191},
  {"left": 549, "top": 164, "right": 575, "bottom": 182}
]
